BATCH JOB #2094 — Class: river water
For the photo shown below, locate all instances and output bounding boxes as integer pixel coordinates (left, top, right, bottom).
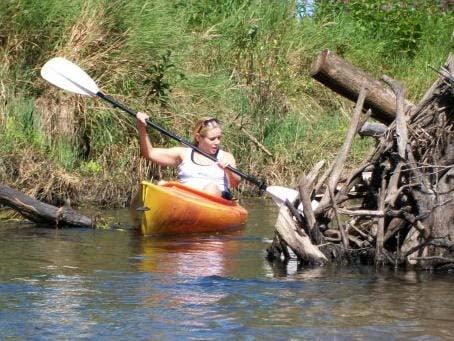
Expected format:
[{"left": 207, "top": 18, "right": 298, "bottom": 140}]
[{"left": 1, "top": 198, "right": 453, "bottom": 340}]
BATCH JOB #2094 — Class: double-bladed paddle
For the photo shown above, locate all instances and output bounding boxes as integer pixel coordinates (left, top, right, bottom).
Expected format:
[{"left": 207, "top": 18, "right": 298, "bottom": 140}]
[{"left": 40, "top": 57, "right": 296, "bottom": 205}]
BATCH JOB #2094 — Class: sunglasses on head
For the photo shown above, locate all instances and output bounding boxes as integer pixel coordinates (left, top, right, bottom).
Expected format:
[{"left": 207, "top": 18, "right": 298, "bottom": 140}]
[
  {"left": 197, "top": 118, "right": 222, "bottom": 133},
  {"left": 202, "top": 118, "right": 221, "bottom": 126}
]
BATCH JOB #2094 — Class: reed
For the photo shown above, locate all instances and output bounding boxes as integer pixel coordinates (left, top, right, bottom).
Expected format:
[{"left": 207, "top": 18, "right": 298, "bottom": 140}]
[{"left": 0, "top": 0, "right": 452, "bottom": 205}]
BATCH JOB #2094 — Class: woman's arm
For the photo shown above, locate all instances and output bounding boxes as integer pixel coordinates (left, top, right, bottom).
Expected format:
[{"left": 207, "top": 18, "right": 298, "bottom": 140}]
[
  {"left": 136, "top": 112, "right": 184, "bottom": 167},
  {"left": 219, "top": 152, "right": 241, "bottom": 188}
]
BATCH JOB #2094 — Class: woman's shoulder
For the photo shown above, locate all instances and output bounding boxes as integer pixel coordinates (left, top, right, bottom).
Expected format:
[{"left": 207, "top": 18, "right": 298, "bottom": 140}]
[
  {"left": 220, "top": 149, "right": 235, "bottom": 162},
  {"left": 167, "top": 146, "right": 188, "bottom": 161}
]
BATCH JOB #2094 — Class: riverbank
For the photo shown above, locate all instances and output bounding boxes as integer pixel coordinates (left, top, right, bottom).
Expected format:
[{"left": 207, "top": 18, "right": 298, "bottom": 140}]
[{"left": 1, "top": 1, "right": 452, "bottom": 207}]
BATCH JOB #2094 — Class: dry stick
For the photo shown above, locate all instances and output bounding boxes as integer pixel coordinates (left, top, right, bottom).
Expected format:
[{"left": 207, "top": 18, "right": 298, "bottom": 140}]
[
  {"left": 238, "top": 125, "right": 273, "bottom": 157},
  {"left": 347, "top": 232, "right": 363, "bottom": 248},
  {"left": 382, "top": 76, "right": 408, "bottom": 208},
  {"left": 312, "top": 193, "right": 352, "bottom": 216},
  {"left": 409, "top": 256, "right": 454, "bottom": 263},
  {"left": 383, "top": 218, "right": 406, "bottom": 243},
  {"left": 350, "top": 222, "right": 374, "bottom": 243},
  {"left": 375, "top": 177, "right": 387, "bottom": 265},
  {"left": 328, "top": 183, "right": 349, "bottom": 249},
  {"left": 385, "top": 162, "right": 403, "bottom": 206},
  {"left": 356, "top": 108, "right": 372, "bottom": 133},
  {"left": 315, "top": 86, "right": 368, "bottom": 215},
  {"left": 403, "top": 239, "right": 430, "bottom": 259},
  {"left": 314, "top": 164, "right": 332, "bottom": 196},
  {"left": 404, "top": 235, "right": 453, "bottom": 260},
  {"left": 407, "top": 145, "right": 431, "bottom": 192},
  {"left": 337, "top": 161, "right": 372, "bottom": 199},
  {"left": 301, "top": 160, "right": 325, "bottom": 188},
  {"left": 382, "top": 75, "right": 408, "bottom": 159},
  {"left": 298, "top": 177, "right": 317, "bottom": 232},
  {"left": 284, "top": 199, "right": 307, "bottom": 236},
  {"left": 414, "top": 220, "right": 428, "bottom": 236},
  {"left": 337, "top": 208, "right": 384, "bottom": 217},
  {"left": 367, "top": 120, "right": 396, "bottom": 163},
  {"left": 410, "top": 54, "right": 454, "bottom": 121},
  {"left": 385, "top": 183, "right": 417, "bottom": 209},
  {"left": 297, "top": 160, "right": 325, "bottom": 242}
]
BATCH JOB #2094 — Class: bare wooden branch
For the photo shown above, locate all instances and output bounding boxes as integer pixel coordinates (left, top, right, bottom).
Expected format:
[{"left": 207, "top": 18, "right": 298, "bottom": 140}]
[
  {"left": 382, "top": 75, "right": 408, "bottom": 159},
  {"left": 0, "top": 185, "right": 94, "bottom": 228},
  {"left": 385, "top": 161, "right": 403, "bottom": 207},
  {"left": 375, "top": 178, "right": 387, "bottom": 264},
  {"left": 357, "top": 109, "right": 372, "bottom": 133},
  {"left": 298, "top": 177, "right": 317, "bottom": 234},
  {"left": 315, "top": 86, "right": 368, "bottom": 214},
  {"left": 409, "top": 256, "right": 454, "bottom": 263},
  {"left": 274, "top": 206, "right": 328, "bottom": 265},
  {"left": 328, "top": 184, "right": 348, "bottom": 249},
  {"left": 337, "top": 209, "right": 384, "bottom": 217},
  {"left": 303, "top": 160, "right": 325, "bottom": 188},
  {"left": 238, "top": 125, "right": 273, "bottom": 156},
  {"left": 383, "top": 218, "right": 406, "bottom": 243}
]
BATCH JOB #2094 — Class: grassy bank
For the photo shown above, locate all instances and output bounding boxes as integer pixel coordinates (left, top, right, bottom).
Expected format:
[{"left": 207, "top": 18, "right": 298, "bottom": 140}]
[{"left": 0, "top": 0, "right": 452, "bottom": 207}]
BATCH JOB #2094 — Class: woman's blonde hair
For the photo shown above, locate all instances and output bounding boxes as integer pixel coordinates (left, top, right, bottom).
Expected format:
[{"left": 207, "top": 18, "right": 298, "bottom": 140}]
[{"left": 192, "top": 117, "right": 222, "bottom": 145}]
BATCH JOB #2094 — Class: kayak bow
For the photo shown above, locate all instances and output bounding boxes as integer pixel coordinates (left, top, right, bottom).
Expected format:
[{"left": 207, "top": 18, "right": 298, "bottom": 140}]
[{"left": 131, "top": 181, "right": 248, "bottom": 235}]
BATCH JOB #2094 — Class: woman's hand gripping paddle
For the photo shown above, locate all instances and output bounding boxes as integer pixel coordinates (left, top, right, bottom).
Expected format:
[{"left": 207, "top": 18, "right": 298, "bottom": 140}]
[{"left": 40, "top": 57, "right": 297, "bottom": 205}]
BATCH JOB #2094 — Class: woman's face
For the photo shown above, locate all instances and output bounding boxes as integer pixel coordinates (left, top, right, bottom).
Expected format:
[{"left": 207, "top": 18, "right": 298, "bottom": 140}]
[{"left": 197, "top": 126, "right": 222, "bottom": 155}]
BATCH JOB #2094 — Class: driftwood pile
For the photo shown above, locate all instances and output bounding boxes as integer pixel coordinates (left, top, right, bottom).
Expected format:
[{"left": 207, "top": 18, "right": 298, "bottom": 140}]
[{"left": 267, "top": 51, "right": 453, "bottom": 271}]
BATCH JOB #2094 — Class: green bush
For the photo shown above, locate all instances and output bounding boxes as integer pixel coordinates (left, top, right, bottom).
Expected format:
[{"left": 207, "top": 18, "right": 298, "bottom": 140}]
[{"left": 0, "top": 0, "right": 452, "bottom": 200}]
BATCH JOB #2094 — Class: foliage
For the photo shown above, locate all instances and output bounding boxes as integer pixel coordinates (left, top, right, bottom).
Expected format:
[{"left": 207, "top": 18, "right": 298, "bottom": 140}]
[
  {"left": 0, "top": 0, "right": 452, "bottom": 205},
  {"left": 79, "top": 160, "right": 102, "bottom": 175},
  {"left": 143, "top": 50, "right": 185, "bottom": 106},
  {"left": 314, "top": 0, "right": 452, "bottom": 58}
]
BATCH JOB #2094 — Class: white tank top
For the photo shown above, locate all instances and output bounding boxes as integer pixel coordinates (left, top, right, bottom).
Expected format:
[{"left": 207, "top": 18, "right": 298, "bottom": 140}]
[{"left": 177, "top": 148, "right": 227, "bottom": 192}]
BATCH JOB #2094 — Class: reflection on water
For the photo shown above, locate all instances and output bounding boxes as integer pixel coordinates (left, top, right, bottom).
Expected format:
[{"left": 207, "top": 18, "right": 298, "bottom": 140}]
[
  {"left": 136, "top": 232, "right": 244, "bottom": 309},
  {"left": 1, "top": 199, "right": 454, "bottom": 339},
  {"left": 137, "top": 232, "right": 243, "bottom": 277}
]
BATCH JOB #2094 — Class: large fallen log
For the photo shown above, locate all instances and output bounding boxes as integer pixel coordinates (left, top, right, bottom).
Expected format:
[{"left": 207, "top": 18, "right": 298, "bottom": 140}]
[
  {"left": 0, "top": 185, "right": 94, "bottom": 228},
  {"left": 310, "top": 49, "right": 414, "bottom": 124}
]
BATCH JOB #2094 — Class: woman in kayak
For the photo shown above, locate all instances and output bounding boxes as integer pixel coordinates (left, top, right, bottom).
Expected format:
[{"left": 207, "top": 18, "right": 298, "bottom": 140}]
[{"left": 136, "top": 112, "right": 241, "bottom": 199}]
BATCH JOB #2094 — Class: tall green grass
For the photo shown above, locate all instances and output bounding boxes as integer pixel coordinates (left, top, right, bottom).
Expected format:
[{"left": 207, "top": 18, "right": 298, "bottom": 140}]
[{"left": 0, "top": 0, "right": 452, "bottom": 204}]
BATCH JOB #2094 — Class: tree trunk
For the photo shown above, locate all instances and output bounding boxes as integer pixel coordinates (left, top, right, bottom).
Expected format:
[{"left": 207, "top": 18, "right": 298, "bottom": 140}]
[{"left": 310, "top": 49, "right": 414, "bottom": 124}]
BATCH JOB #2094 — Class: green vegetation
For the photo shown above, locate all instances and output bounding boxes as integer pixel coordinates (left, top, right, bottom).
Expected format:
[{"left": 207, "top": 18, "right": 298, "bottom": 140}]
[{"left": 0, "top": 0, "right": 452, "bottom": 206}]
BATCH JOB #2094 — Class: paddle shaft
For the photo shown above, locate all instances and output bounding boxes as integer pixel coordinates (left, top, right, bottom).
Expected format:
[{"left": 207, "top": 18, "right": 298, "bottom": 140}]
[{"left": 96, "top": 92, "right": 266, "bottom": 190}]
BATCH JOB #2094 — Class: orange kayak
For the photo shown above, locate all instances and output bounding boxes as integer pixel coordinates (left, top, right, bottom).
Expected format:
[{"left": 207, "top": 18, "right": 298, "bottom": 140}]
[{"left": 131, "top": 181, "right": 248, "bottom": 236}]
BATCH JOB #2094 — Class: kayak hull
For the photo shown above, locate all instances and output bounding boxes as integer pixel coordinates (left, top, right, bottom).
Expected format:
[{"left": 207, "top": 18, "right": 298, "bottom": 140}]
[{"left": 131, "top": 181, "right": 248, "bottom": 236}]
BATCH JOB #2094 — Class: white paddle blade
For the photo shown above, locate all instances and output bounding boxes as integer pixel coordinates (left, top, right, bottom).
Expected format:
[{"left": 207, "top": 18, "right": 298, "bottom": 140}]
[
  {"left": 266, "top": 186, "right": 299, "bottom": 207},
  {"left": 266, "top": 185, "right": 320, "bottom": 212},
  {"left": 40, "top": 57, "right": 99, "bottom": 96}
]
